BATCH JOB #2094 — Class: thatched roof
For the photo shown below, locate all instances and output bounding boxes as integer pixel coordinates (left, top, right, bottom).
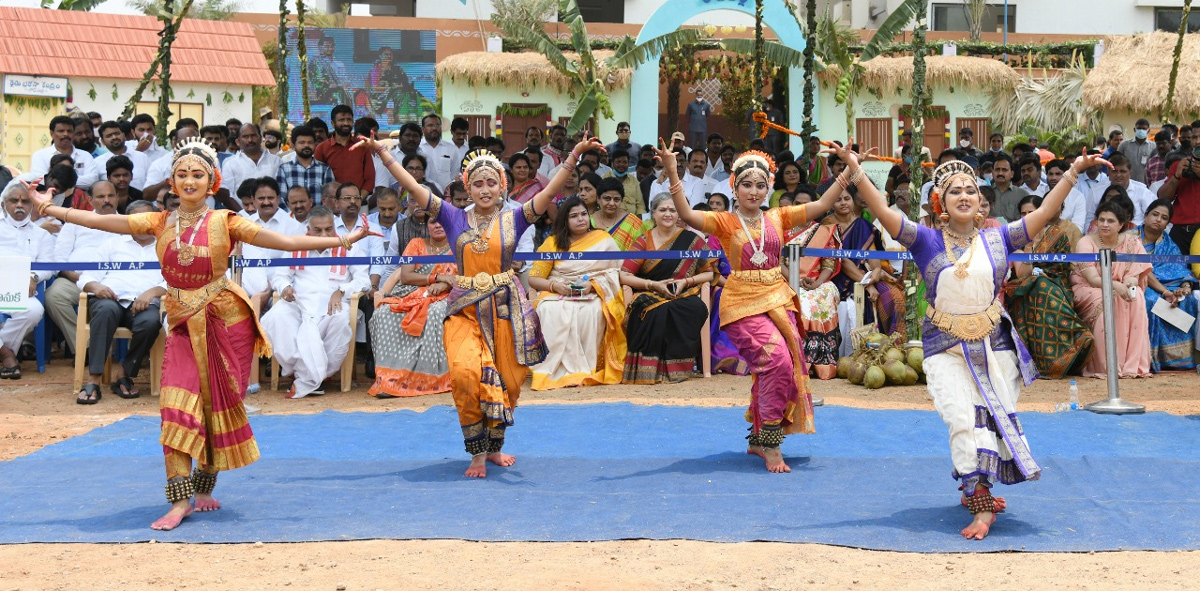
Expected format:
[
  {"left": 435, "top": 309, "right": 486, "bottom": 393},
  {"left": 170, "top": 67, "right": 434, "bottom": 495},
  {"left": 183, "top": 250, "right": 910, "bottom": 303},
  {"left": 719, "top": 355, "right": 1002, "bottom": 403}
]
[
  {"left": 1082, "top": 32, "right": 1200, "bottom": 114},
  {"left": 818, "top": 55, "right": 1019, "bottom": 94},
  {"left": 436, "top": 50, "right": 631, "bottom": 93}
]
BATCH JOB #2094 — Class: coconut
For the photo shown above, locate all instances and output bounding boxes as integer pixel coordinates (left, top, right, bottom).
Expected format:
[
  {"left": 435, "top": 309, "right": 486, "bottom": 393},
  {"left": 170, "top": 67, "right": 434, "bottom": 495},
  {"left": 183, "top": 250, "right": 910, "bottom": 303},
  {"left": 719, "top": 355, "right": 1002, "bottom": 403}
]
[
  {"left": 903, "top": 365, "right": 919, "bottom": 385},
  {"left": 864, "top": 366, "right": 886, "bottom": 389},
  {"left": 884, "top": 360, "right": 908, "bottom": 385},
  {"left": 838, "top": 357, "right": 855, "bottom": 379},
  {"left": 884, "top": 347, "right": 905, "bottom": 363},
  {"left": 866, "top": 333, "right": 886, "bottom": 347},
  {"left": 848, "top": 362, "right": 867, "bottom": 385},
  {"left": 907, "top": 348, "right": 925, "bottom": 374}
]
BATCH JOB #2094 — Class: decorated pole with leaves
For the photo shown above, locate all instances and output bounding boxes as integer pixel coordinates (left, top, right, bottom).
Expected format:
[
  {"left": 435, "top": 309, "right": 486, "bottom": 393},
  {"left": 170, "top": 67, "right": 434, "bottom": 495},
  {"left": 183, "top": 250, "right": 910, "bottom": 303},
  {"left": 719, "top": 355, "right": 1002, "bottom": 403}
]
[
  {"left": 801, "top": 0, "right": 816, "bottom": 148},
  {"left": 156, "top": 0, "right": 195, "bottom": 145},
  {"left": 753, "top": 0, "right": 765, "bottom": 135},
  {"left": 1163, "top": 0, "right": 1192, "bottom": 123},
  {"left": 297, "top": 0, "right": 311, "bottom": 121},
  {"left": 277, "top": 0, "right": 290, "bottom": 132},
  {"left": 903, "top": 1, "right": 930, "bottom": 341}
]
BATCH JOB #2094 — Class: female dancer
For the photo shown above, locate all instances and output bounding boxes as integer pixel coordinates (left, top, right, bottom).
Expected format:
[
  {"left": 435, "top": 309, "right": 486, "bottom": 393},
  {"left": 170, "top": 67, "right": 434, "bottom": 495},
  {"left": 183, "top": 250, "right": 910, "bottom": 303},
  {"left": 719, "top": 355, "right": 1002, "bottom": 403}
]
[
  {"left": 653, "top": 141, "right": 839, "bottom": 473},
  {"left": 359, "top": 139, "right": 604, "bottom": 478},
  {"left": 24, "top": 138, "right": 379, "bottom": 530},
  {"left": 831, "top": 139, "right": 1111, "bottom": 540}
]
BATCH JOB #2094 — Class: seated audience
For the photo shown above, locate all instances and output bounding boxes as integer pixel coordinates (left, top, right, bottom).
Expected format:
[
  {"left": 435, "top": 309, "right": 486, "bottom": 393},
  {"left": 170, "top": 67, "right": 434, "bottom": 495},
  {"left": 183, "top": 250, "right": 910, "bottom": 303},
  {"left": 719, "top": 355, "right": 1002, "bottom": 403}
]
[
  {"left": 619, "top": 193, "right": 715, "bottom": 383},
  {"left": 527, "top": 196, "right": 625, "bottom": 390},
  {"left": 75, "top": 200, "right": 165, "bottom": 403},
  {"left": 1138, "top": 199, "right": 1197, "bottom": 371},
  {"left": 0, "top": 182, "right": 54, "bottom": 380},
  {"left": 590, "top": 177, "right": 645, "bottom": 250}
]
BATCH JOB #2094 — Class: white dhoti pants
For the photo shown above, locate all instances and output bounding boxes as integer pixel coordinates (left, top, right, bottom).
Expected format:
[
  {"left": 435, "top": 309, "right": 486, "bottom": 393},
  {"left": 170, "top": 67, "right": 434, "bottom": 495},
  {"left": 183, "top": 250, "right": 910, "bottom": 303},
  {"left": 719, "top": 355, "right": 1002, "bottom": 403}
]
[
  {"left": 261, "top": 300, "right": 351, "bottom": 397},
  {"left": 0, "top": 296, "right": 44, "bottom": 351}
]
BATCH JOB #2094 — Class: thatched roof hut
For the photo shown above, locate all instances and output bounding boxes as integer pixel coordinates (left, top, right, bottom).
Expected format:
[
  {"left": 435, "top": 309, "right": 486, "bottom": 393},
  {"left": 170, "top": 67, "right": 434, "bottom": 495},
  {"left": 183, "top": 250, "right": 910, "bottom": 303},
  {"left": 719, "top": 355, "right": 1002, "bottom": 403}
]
[
  {"left": 818, "top": 55, "right": 1019, "bottom": 94},
  {"left": 436, "top": 50, "right": 631, "bottom": 94},
  {"left": 1082, "top": 32, "right": 1200, "bottom": 115}
]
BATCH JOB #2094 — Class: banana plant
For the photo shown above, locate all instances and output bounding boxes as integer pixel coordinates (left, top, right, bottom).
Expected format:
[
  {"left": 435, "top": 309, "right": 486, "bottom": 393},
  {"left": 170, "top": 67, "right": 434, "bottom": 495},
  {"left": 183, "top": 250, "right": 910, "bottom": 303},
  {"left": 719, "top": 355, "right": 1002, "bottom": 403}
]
[
  {"left": 815, "top": 0, "right": 925, "bottom": 139},
  {"left": 492, "top": 0, "right": 705, "bottom": 134}
]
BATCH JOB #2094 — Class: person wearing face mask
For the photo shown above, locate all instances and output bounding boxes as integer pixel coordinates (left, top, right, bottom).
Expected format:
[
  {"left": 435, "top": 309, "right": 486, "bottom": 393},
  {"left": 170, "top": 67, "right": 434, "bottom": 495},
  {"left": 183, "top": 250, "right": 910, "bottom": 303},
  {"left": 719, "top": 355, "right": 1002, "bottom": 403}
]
[
  {"left": 1169, "top": 124, "right": 1194, "bottom": 161},
  {"left": 1118, "top": 118, "right": 1156, "bottom": 184},
  {"left": 602, "top": 150, "right": 645, "bottom": 216},
  {"left": 957, "top": 127, "right": 982, "bottom": 159},
  {"left": 979, "top": 132, "right": 1006, "bottom": 167},
  {"left": 0, "top": 182, "right": 54, "bottom": 380}
]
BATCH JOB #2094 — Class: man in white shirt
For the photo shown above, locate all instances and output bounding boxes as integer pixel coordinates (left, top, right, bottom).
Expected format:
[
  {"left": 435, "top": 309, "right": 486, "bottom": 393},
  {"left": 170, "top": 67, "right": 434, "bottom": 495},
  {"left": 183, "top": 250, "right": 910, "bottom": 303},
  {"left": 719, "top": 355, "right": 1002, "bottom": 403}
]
[
  {"left": 540, "top": 125, "right": 571, "bottom": 177},
  {"left": 45, "top": 181, "right": 122, "bottom": 354},
  {"left": 221, "top": 124, "right": 283, "bottom": 209},
  {"left": 329, "top": 183, "right": 383, "bottom": 376},
  {"left": 75, "top": 200, "right": 165, "bottom": 402},
  {"left": 124, "top": 114, "right": 171, "bottom": 165},
  {"left": 683, "top": 149, "right": 713, "bottom": 207},
  {"left": 378, "top": 122, "right": 422, "bottom": 192},
  {"left": 1092, "top": 153, "right": 1157, "bottom": 227},
  {"left": 94, "top": 121, "right": 149, "bottom": 191},
  {"left": 648, "top": 156, "right": 708, "bottom": 209},
  {"left": 30, "top": 115, "right": 100, "bottom": 190},
  {"left": 366, "top": 188, "right": 403, "bottom": 286},
  {"left": 240, "top": 178, "right": 306, "bottom": 299},
  {"left": 261, "top": 206, "right": 368, "bottom": 398},
  {"left": 286, "top": 186, "right": 314, "bottom": 225},
  {"left": 1018, "top": 154, "right": 1049, "bottom": 197},
  {"left": 1045, "top": 159, "right": 1086, "bottom": 232},
  {"left": 0, "top": 183, "right": 54, "bottom": 379},
  {"left": 418, "top": 114, "right": 459, "bottom": 193},
  {"left": 704, "top": 134, "right": 726, "bottom": 178}
]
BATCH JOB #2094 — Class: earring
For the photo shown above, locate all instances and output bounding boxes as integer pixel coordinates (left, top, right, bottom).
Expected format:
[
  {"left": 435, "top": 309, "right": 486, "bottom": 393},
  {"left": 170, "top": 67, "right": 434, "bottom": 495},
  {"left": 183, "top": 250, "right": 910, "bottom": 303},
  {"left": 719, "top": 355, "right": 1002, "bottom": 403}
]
[
  {"left": 938, "top": 213, "right": 950, "bottom": 223},
  {"left": 974, "top": 212, "right": 985, "bottom": 227}
]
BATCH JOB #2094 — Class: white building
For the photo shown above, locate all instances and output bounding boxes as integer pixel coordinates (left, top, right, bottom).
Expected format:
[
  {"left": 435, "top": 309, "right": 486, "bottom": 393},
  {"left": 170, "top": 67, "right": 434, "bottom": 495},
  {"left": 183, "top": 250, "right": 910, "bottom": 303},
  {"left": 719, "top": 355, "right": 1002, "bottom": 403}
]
[{"left": 5, "top": 0, "right": 1191, "bottom": 35}]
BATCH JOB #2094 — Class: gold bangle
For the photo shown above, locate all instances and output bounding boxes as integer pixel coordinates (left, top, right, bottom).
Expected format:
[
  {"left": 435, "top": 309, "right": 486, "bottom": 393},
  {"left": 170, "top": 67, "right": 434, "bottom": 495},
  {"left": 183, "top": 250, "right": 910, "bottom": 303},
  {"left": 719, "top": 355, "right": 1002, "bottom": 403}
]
[
  {"left": 63, "top": 209, "right": 70, "bottom": 224},
  {"left": 340, "top": 235, "right": 351, "bottom": 250}
]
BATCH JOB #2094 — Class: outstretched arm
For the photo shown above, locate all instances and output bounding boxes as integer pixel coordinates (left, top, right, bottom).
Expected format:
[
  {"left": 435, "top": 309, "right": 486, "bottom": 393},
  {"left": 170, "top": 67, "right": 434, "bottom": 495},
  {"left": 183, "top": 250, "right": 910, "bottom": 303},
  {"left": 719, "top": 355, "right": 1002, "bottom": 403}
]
[
  {"left": 249, "top": 212, "right": 383, "bottom": 252},
  {"left": 803, "top": 157, "right": 856, "bottom": 223},
  {"left": 23, "top": 182, "right": 133, "bottom": 235},
  {"left": 827, "top": 142, "right": 903, "bottom": 238},
  {"left": 529, "top": 136, "right": 606, "bottom": 217},
  {"left": 1025, "top": 151, "right": 1111, "bottom": 239},
  {"left": 351, "top": 135, "right": 432, "bottom": 211},
  {"left": 648, "top": 139, "right": 704, "bottom": 230}
]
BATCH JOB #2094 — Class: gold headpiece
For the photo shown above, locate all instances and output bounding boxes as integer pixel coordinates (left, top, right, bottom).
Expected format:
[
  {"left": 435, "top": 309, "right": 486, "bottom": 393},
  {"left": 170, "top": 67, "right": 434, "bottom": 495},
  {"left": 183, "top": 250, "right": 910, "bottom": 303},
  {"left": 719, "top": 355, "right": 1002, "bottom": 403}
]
[
  {"left": 729, "top": 150, "right": 776, "bottom": 190},
  {"left": 172, "top": 137, "right": 222, "bottom": 194},
  {"left": 461, "top": 149, "right": 508, "bottom": 194},
  {"left": 929, "top": 160, "right": 977, "bottom": 220}
]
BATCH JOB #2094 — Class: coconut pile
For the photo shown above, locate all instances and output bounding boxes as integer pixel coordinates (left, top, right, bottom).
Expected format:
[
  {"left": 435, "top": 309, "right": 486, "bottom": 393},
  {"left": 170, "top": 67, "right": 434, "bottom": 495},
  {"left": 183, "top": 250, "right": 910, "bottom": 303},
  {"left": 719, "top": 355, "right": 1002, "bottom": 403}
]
[{"left": 836, "top": 330, "right": 925, "bottom": 389}]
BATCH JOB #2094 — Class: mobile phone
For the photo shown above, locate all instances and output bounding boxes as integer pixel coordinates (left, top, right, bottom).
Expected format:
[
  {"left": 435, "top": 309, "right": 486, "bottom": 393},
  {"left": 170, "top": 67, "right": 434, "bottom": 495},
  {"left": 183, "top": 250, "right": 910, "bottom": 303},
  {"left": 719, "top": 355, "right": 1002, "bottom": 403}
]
[{"left": 667, "top": 282, "right": 679, "bottom": 295}]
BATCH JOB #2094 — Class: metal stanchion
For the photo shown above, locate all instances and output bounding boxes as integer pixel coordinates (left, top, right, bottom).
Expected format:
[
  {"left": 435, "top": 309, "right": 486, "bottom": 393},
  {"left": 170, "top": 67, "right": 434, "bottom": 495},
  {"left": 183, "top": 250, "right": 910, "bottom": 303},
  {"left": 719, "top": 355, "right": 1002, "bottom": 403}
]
[
  {"left": 1085, "top": 248, "right": 1144, "bottom": 415},
  {"left": 230, "top": 253, "right": 262, "bottom": 406},
  {"left": 787, "top": 245, "right": 823, "bottom": 407}
]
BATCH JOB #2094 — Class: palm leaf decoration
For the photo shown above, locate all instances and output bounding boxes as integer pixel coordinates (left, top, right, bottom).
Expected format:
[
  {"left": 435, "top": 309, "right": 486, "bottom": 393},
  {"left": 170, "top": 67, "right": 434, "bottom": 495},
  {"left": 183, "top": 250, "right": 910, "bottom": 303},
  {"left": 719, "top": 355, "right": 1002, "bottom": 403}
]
[{"left": 718, "top": 38, "right": 814, "bottom": 71}]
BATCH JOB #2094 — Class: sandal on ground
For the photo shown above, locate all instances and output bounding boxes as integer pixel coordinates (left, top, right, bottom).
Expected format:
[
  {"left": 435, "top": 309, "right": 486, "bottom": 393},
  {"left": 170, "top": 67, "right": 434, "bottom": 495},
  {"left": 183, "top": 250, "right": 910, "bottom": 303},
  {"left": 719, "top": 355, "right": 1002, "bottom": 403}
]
[
  {"left": 0, "top": 365, "right": 20, "bottom": 380},
  {"left": 76, "top": 383, "right": 101, "bottom": 405},
  {"left": 111, "top": 376, "right": 140, "bottom": 399}
]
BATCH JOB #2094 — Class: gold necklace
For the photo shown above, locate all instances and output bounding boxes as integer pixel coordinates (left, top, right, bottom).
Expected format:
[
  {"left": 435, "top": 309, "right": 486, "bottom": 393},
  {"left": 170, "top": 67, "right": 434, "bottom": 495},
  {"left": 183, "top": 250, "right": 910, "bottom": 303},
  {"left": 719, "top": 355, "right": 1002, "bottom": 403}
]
[
  {"left": 427, "top": 239, "right": 451, "bottom": 255},
  {"left": 943, "top": 226, "right": 978, "bottom": 249},
  {"left": 1096, "top": 233, "right": 1119, "bottom": 250},
  {"left": 176, "top": 206, "right": 209, "bottom": 229},
  {"left": 469, "top": 210, "right": 499, "bottom": 254},
  {"left": 175, "top": 210, "right": 209, "bottom": 267},
  {"left": 943, "top": 229, "right": 978, "bottom": 280}
]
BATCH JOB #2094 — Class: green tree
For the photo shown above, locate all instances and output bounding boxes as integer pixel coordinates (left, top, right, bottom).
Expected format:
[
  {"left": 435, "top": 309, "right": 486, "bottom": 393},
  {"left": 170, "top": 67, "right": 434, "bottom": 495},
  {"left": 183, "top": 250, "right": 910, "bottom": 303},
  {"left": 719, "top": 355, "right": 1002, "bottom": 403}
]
[
  {"left": 1164, "top": 0, "right": 1193, "bottom": 123},
  {"left": 816, "top": 0, "right": 926, "bottom": 140},
  {"left": 492, "top": 0, "right": 705, "bottom": 134},
  {"left": 490, "top": 0, "right": 557, "bottom": 31},
  {"left": 903, "top": 1, "right": 930, "bottom": 342},
  {"left": 120, "top": 0, "right": 196, "bottom": 147},
  {"left": 127, "top": 0, "right": 240, "bottom": 20}
]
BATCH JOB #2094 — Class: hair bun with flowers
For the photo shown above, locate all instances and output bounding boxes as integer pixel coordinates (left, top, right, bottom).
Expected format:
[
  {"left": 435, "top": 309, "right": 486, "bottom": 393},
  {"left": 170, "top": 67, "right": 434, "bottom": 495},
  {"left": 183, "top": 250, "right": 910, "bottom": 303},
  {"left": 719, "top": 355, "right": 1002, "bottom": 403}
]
[
  {"left": 172, "top": 137, "right": 222, "bottom": 195},
  {"left": 928, "top": 160, "right": 977, "bottom": 220},
  {"left": 729, "top": 150, "right": 777, "bottom": 190},
  {"left": 460, "top": 148, "right": 507, "bottom": 194}
]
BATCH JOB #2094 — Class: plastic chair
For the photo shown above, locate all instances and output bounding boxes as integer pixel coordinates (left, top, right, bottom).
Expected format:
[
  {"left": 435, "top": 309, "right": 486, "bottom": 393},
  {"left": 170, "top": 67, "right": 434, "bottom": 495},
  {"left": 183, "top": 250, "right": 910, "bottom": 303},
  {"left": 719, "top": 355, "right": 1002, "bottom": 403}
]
[
  {"left": 72, "top": 292, "right": 165, "bottom": 396},
  {"left": 622, "top": 282, "right": 712, "bottom": 378}
]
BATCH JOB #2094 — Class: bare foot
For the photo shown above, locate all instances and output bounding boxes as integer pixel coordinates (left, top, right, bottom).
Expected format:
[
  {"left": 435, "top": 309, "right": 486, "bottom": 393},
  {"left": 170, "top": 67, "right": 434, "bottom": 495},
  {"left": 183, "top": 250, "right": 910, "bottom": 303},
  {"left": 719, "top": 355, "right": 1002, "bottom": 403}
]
[
  {"left": 194, "top": 493, "right": 221, "bottom": 512},
  {"left": 746, "top": 445, "right": 766, "bottom": 459},
  {"left": 486, "top": 452, "right": 515, "bottom": 467},
  {"left": 962, "top": 494, "right": 1006, "bottom": 512},
  {"left": 762, "top": 447, "right": 791, "bottom": 473},
  {"left": 464, "top": 454, "right": 487, "bottom": 478},
  {"left": 150, "top": 501, "right": 194, "bottom": 531},
  {"left": 961, "top": 511, "right": 996, "bottom": 540}
]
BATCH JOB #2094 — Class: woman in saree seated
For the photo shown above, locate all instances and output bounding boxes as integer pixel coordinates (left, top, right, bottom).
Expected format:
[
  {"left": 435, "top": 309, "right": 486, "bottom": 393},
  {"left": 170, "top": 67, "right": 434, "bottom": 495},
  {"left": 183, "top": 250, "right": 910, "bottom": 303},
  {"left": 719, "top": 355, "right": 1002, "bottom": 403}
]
[
  {"left": 787, "top": 220, "right": 843, "bottom": 379},
  {"left": 1071, "top": 199, "right": 1152, "bottom": 378},
  {"left": 825, "top": 186, "right": 907, "bottom": 354},
  {"left": 590, "top": 177, "right": 645, "bottom": 250},
  {"left": 619, "top": 193, "right": 715, "bottom": 383},
  {"left": 508, "top": 153, "right": 545, "bottom": 204},
  {"left": 368, "top": 217, "right": 457, "bottom": 398},
  {"left": 1138, "top": 198, "right": 1197, "bottom": 371},
  {"left": 1003, "top": 195, "right": 1094, "bottom": 379},
  {"left": 527, "top": 195, "right": 625, "bottom": 390}
]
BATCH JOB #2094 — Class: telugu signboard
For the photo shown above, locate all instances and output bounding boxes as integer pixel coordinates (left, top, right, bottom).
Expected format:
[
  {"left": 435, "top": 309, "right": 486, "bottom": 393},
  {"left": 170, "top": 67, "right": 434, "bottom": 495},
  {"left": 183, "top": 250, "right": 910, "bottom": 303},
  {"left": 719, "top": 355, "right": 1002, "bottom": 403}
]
[
  {"left": 0, "top": 256, "right": 31, "bottom": 312},
  {"left": 3, "top": 75, "right": 69, "bottom": 99}
]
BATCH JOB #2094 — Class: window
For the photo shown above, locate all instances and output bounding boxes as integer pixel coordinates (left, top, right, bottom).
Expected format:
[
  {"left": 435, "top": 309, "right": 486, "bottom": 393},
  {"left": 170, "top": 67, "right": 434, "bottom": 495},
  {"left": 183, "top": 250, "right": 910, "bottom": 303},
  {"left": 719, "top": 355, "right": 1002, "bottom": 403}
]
[
  {"left": 855, "top": 118, "right": 892, "bottom": 161},
  {"left": 573, "top": 0, "right": 623, "bottom": 24},
  {"left": 1155, "top": 8, "right": 1200, "bottom": 33},
  {"left": 330, "top": 0, "right": 415, "bottom": 17},
  {"left": 931, "top": 3, "right": 1015, "bottom": 33}
]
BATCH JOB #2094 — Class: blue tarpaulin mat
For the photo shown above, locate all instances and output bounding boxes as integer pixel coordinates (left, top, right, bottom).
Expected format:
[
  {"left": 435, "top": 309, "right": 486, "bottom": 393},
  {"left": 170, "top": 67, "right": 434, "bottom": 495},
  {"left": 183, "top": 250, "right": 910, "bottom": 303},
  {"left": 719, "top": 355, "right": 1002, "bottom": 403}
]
[{"left": 1, "top": 403, "right": 1197, "bottom": 552}]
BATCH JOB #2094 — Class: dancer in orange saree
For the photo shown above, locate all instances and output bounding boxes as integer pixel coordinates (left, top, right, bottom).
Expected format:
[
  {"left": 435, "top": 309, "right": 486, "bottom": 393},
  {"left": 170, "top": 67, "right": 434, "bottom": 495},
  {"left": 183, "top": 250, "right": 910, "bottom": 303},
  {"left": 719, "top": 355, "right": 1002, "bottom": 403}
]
[
  {"left": 360, "top": 136, "right": 605, "bottom": 478},
  {"left": 25, "top": 138, "right": 380, "bottom": 531},
  {"left": 652, "top": 141, "right": 840, "bottom": 472}
]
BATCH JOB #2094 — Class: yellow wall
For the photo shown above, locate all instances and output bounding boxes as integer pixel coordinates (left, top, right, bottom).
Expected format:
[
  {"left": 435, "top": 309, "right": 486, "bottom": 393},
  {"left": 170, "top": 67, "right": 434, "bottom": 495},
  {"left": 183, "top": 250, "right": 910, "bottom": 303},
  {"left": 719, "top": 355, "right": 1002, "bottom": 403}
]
[{"left": 1, "top": 95, "right": 63, "bottom": 173}]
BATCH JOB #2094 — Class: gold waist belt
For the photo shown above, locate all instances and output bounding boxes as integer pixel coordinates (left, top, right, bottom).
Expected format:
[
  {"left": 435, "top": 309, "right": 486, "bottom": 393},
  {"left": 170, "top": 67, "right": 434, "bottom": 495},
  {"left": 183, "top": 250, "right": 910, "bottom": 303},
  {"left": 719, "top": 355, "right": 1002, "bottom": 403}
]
[
  {"left": 455, "top": 270, "right": 515, "bottom": 292},
  {"left": 731, "top": 268, "right": 782, "bottom": 283},
  {"left": 167, "top": 276, "right": 229, "bottom": 310},
  {"left": 925, "top": 298, "right": 1003, "bottom": 342}
]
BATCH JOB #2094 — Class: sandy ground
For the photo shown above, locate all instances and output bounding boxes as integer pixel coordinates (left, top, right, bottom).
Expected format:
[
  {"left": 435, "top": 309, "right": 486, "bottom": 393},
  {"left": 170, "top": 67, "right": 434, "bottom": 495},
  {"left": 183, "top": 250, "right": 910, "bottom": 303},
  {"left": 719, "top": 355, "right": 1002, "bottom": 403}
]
[{"left": 2, "top": 361, "right": 1199, "bottom": 590}]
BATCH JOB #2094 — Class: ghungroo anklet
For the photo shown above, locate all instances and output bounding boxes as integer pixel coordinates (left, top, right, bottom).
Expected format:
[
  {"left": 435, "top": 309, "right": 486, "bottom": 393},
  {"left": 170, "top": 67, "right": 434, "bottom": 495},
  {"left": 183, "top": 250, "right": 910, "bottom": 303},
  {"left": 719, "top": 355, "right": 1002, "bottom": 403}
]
[
  {"left": 165, "top": 476, "right": 194, "bottom": 504},
  {"left": 191, "top": 468, "right": 218, "bottom": 495}
]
